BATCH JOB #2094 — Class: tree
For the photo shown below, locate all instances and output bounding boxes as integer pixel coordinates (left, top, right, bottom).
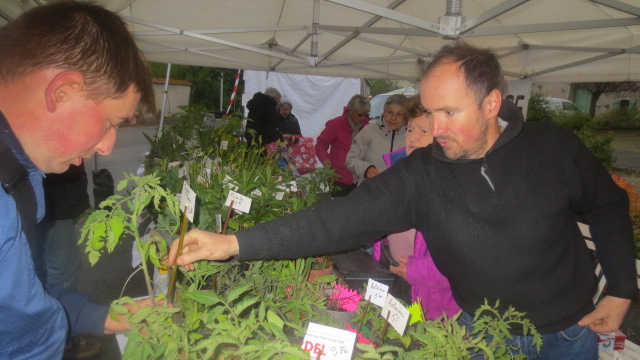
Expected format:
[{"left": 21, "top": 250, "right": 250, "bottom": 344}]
[
  {"left": 368, "top": 79, "right": 399, "bottom": 96},
  {"left": 574, "top": 82, "right": 640, "bottom": 116},
  {"left": 148, "top": 62, "right": 244, "bottom": 113}
]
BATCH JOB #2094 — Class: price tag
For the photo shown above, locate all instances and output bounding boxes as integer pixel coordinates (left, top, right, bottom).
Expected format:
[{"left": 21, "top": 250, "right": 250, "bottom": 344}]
[
  {"left": 215, "top": 214, "right": 222, "bottom": 234},
  {"left": 365, "top": 278, "right": 389, "bottom": 307},
  {"left": 225, "top": 190, "right": 252, "bottom": 214},
  {"left": 301, "top": 322, "right": 356, "bottom": 360},
  {"left": 381, "top": 294, "right": 410, "bottom": 335},
  {"left": 180, "top": 181, "right": 196, "bottom": 223},
  {"left": 220, "top": 140, "right": 228, "bottom": 150}
]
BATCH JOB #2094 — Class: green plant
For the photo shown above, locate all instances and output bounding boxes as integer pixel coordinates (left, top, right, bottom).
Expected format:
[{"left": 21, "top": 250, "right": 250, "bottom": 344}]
[
  {"left": 80, "top": 173, "right": 181, "bottom": 302},
  {"left": 526, "top": 92, "right": 555, "bottom": 123},
  {"left": 576, "top": 121, "right": 616, "bottom": 169}
]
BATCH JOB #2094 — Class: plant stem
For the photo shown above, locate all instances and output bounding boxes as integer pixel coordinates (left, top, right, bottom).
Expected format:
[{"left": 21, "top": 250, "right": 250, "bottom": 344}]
[{"left": 168, "top": 206, "right": 189, "bottom": 303}]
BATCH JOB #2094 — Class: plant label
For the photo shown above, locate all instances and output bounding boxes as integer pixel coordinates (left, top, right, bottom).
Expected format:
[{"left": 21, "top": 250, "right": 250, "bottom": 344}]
[
  {"left": 175, "top": 135, "right": 183, "bottom": 144},
  {"left": 223, "top": 174, "right": 239, "bottom": 191},
  {"left": 180, "top": 181, "right": 197, "bottom": 222},
  {"left": 273, "top": 192, "right": 284, "bottom": 200},
  {"left": 250, "top": 188, "right": 263, "bottom": 197},
  {"left": 365, "top": 278, "right": 389, "bottom": 307},
  {"left": 382, "top": 294, "right": 410, "bottom": 335},
  {"left": 178, "top": 166, "right": 188, "bottom": 179},
  {"left": 220, "top": 140, "right": 228, "bottom": 150},
  {"left": 204, "top": 156, "right": 213, "bottom": 170},
  {"left": 302, "top": 322, "right": 355, "bottom": 360},
  {"left": 225, "top": 190, "right": 252, "bottom": 214},
  {"left": 215, "top": 214, "right": 222, "bottom": 234}
]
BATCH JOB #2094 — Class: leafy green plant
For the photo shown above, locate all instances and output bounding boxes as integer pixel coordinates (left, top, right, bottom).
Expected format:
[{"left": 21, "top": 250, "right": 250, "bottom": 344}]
[{"left": 80, "top": 173, "right": 180, "bottom": 301}]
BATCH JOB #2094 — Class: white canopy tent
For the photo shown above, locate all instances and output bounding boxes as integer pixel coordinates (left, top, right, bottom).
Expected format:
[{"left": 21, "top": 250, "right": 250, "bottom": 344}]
[{"left": 1, "top": 0, "right": 639, "bottom": 83}]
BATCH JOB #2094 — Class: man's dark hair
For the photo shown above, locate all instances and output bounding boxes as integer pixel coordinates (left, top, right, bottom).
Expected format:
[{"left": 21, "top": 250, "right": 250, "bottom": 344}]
[
  {"left": 0, "top": 0, "right": 155, "bottom": 112},
  {"left": 424, "top": 42, "right": 505, "bottom": 106}
]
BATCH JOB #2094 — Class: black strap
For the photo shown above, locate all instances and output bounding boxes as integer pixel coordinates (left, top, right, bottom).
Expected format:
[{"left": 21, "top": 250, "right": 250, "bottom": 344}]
[{"left": 0, "top": 139, "right": 37, "bottom": 243}]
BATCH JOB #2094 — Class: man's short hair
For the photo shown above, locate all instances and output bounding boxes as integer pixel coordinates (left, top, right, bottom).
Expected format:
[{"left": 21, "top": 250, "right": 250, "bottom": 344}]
[
  {"left": 346, "top": 94, "right": 370, "bottom": 114},
  {"left": 424, "top": 41, "right": 505, "bottom": 106},
  {"left": 0, "top": 0, "right": 155, "bottom": 112}
]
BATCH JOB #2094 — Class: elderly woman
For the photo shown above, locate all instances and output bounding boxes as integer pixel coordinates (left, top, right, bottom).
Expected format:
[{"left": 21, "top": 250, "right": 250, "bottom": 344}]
[
  {"left": 276, "top": 97, "right": 302, "bottom": 136},
  {"left": 315, "top": 94, "right": 371, "bottom": 197},
  {"left": 346, "top": 94, "right": 407, "bottom": 184}
]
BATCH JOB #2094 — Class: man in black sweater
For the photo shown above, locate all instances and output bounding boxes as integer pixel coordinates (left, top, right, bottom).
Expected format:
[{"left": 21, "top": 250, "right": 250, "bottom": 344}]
[{"left": 170, "top": 43, "right": 636, "bottom": 359}]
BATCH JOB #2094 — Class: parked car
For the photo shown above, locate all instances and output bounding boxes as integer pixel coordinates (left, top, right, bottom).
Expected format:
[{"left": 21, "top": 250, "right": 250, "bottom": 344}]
[
  {"left": 545, "top": 97, "right": 582, "bottom": 113},
  {"left": 369, "top": 87, "right": 417, "bottom": 119}
]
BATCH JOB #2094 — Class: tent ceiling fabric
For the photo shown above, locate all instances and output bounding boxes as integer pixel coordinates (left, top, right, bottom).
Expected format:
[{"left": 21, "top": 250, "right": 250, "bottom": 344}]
[{"left": 2, "top": 0, "right": 639, "bottom": 82}]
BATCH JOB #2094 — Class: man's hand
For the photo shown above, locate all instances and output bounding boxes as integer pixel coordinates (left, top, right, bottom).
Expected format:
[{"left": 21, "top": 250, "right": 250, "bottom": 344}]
[
  {"left": 104, "top": 298, "right": 158, "bottom": 334},
  {"left": 578, "top": 296, "right": 631, "bottom": 332},
  {"left": 168, "top": 229, "right": 239, "bottom": 271},
  {"left": 365, "top": 166, "right": 380, "bottom": 179},
  {"left": 389, "top": 256, "right": 408, "bottom": 281},
  {"left": 323, "top": 159, "right": 332, "bottom": 168}
]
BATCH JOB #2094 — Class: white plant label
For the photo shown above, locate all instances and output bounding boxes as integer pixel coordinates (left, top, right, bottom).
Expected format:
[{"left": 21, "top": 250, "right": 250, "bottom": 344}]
[
  {"left": 215, "top": 214, "right": 222, "bottom": 234},
  {"left": 220, "top": 140, "right": 228, "bottom": 150},
  {"left": 204, "top": 156, "right": 213, "bottom": 170},
  {"left": 301, "top": 322, "right": 355, "bottom": 360},
  {"left": 273, "top": 192, "right": 284, "bottom": 201},
  {"left": 223, "top": 174, "right": 239, "bottom": 191},
  {"left": 250, "top": 188, "right": 263, "bottom": 197},
  {"left": 365, "top": 278, "right": 389, "bottom": 307},
  {"left": 178, "top": 166, "right": 188, "bottom": 179},
  {"left": 225, "top": 190, "right": 252, "bottom": 214},
  {"left": 381, "top": 294, "right": 410, "bottom": 335},
  {"left": 180, "top": 181, "right": 196, "bottom": 223}
]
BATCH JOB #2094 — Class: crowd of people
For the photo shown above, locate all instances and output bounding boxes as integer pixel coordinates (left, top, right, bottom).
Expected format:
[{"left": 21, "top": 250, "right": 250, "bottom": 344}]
[{"left": 0, "top": 1, "right": 636, "bottom": 359}]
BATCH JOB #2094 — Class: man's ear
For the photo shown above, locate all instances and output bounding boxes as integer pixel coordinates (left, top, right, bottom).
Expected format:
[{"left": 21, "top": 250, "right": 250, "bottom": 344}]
[
  {"left": 44, "top": 70, "right": 84, "bottom": 113},
  {"left": 483, "top": 89, "right": 502, "bottom": 119}
]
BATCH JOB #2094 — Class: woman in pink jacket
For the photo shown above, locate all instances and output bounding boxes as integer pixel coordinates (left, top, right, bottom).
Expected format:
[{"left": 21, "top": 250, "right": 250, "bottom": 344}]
[
  {"left": 376, "top": 95, "right": 460, "bottom": 320},
  {"left": 315, "top": 94, "right": 370, "bottom": 197}
]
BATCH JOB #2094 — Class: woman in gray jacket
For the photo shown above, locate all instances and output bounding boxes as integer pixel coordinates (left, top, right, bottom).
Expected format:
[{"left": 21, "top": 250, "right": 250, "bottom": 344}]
[{"left": 346, "top": 94, "right": 408, "bottom": 184}]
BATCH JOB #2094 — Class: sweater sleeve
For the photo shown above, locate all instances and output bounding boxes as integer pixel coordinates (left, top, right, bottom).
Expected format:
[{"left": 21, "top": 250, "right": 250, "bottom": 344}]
[
  {"left": 570, "top": 142, "right": 637, "bottom": 299},
  {"left": 345, "top": 128, "right": 373, "bottom": 179},
  {"left": 236, "top": 161, "right": 418, "bottom": 261},
  {"left": 47, "top": 285, "right": 110, "bottom": 336}
]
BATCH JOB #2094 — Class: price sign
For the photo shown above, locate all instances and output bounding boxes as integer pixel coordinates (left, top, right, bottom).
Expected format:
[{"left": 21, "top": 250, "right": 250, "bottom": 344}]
[
  {"left": 180, "top": 181, "right": 196, "bottom": 223},
  {"left": 301, "top": 322, "right": 356, "bottom": 360},
  {"left": 381, "top": 294, "right": 410, "bottom": 335},
  {"left": 365, "top": 278, "right": 389, "bottom": 307},
  {"left": 225, "top": 190, "right": 252, "bottom": 214}
]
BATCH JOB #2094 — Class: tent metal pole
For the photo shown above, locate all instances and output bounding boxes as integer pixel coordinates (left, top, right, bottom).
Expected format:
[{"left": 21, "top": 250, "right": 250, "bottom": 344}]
[
  {"left": 157, "top": 63, "right": 172, "bottom": 138},
  {"left": 220, "top": 71, "right": 224, "bottom": 112}
]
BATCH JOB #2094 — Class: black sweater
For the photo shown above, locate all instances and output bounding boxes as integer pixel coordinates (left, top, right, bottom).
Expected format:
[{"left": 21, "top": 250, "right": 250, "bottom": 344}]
[{"left": 237, "top": 101, "right": 636, "bottom": 335}]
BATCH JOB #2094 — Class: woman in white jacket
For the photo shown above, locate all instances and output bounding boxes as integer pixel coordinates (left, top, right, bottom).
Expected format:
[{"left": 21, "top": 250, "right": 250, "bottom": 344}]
[{"left": 346, "top": 94, "right": 408, "bottom": 184}]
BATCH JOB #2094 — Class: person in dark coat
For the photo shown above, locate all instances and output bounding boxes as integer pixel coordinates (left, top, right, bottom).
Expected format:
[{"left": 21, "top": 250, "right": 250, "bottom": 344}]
[
  {"left": 276, "top": 97, "right": 302, "bottom": 136},
  {"left": 244, "top": 87, "right": 284, "bottom": 146}
]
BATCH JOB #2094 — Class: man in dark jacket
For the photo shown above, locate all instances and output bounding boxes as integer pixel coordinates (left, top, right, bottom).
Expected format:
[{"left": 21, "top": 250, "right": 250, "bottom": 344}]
[{"left": 171, "top": 43, "right": 636, "bottom": 359}]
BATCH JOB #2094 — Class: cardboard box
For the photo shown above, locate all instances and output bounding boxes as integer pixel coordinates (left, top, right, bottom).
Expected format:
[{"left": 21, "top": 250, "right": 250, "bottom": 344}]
[
  {"left": 597, "top": 330, "right": 626, "bottom": 351},
  {"left": 614, "top": 330, "right": 626, "bottom": 351}
]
